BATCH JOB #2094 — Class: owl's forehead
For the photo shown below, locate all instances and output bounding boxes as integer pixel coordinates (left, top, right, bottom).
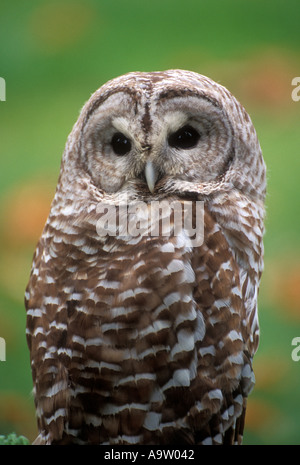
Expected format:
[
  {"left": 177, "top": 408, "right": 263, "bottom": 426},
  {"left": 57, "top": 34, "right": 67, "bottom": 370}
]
[
  {"left": 83, "top": 70, "right": 226, "bottom": 135},
  {"left": 103, "top": 70, "right": 215, "bottom": 92},
  {"left": 96, "top": 70, "right": 219, "bottom": 104}
]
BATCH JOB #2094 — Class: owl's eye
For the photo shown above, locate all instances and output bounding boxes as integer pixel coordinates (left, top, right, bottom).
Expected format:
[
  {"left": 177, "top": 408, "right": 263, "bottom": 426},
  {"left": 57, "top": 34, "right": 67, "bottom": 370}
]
[
  {"left": 111, "top": 132, "right": 132, "bottom": 156},
  {"left": 168, "top": 125, "right": 200, "bottom": 150}
]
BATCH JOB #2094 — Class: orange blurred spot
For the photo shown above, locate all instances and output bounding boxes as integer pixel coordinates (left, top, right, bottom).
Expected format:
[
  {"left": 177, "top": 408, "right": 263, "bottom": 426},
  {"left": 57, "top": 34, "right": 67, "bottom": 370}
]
[
  {"left": 276, "top": 269, "right": 300, "bottom": 318},
  {"left": 245, "top": 398, "right": 280, "bottom": 432},
  {"left": 263, "top": 259, "right": 300, "bottom": 320},
  {"left": 0, "top": 393, "right": 37, "bottom": 443},
  {"left": 1, "top": 181, "right": 54, "bottom": 246},
  {"left": 29, "top": 1, "right": 95, "bottom": 53},
  {"left": 238, "top": 49, "right": 296, "bottom": 107}
]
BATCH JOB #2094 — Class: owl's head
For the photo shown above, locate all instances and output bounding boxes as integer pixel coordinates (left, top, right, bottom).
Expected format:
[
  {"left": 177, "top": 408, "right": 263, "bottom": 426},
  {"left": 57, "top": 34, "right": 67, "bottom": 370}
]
[{"left": 60, "top": 70, "right": 266, "bottom": 204}]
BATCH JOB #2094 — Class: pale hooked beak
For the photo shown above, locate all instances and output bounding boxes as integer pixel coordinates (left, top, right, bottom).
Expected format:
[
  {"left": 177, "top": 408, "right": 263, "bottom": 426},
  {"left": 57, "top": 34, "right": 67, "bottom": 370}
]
[{"left": 144, "top": 161, "right": 158, "bottom": 193}]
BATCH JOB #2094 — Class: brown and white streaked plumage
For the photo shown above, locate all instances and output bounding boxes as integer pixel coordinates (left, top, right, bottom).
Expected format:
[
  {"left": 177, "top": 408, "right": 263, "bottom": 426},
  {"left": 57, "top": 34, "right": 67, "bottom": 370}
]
[{"left": 25, "top": 70, "right": 266, "bottom": 445}]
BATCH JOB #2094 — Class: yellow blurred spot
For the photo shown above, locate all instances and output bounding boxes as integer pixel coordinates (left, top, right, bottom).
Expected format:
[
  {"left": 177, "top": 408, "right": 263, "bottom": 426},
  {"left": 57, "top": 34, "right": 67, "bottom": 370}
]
[
  {"left": 253, "top": 355, "right": 290, "bottom": 391},
  {"left": 29, "top": 1, "right": 95, "bottom": 52},
  {"left": 0, "top": 250, "right": 35, "bottom": 303}
]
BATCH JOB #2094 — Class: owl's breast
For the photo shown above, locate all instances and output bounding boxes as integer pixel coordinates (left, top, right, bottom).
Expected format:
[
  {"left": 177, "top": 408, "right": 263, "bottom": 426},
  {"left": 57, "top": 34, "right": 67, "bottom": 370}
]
[
  {"left": 74, "top": 231, "right": 197, "bottom": 368},
  {"left": 45, "top": 229, "right": 202, "bottom": 443}
]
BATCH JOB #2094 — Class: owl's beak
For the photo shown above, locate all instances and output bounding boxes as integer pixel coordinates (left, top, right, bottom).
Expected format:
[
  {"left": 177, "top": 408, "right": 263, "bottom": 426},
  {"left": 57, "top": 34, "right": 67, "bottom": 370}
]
[{"left": 144, "top": 161, "right": 158, "bottom": 193}]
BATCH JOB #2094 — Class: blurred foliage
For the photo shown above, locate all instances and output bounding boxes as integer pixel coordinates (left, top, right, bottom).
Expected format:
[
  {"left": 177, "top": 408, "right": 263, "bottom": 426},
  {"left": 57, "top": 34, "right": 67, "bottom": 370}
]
[
  {"left": 0, "top": 433, "right": 29, "bottom": 445},
  {"left": 0, "top": 0, "right": 300, "bottom": 445}
]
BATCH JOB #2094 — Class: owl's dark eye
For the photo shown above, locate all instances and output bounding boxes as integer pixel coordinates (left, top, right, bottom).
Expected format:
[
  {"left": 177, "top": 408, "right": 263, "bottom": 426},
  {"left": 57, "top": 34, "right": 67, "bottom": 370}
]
[
  {"left": 168, "top": 125, "right": 200, "bottom": 150},
  {"left": 111, "top": 132, "right": 132, "bottom": 156}
]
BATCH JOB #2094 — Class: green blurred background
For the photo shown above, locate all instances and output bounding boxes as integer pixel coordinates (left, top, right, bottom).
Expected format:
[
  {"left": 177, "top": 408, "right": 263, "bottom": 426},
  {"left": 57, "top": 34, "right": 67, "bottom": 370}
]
[{"left": 0, "top": 0, "right": 300, "bottom": 445}]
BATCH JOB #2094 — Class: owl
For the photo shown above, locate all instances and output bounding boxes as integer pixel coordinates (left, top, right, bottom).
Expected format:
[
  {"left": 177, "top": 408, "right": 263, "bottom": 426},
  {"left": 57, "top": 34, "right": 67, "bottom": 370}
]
[{"left": 25, "top": 70, "right": 266, "bottom": 445}]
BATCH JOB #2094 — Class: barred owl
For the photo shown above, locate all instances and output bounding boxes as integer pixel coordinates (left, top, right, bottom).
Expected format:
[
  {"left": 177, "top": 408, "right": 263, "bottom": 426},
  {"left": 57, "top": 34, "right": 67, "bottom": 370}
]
[{"left": 25, "top": 70, "right": 266, "bottom": 445}]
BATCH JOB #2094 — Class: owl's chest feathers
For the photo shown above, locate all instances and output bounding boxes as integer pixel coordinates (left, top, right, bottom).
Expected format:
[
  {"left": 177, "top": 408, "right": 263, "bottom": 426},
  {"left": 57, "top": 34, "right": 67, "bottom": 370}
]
[
  {"left": 39, "top": 231, "right": 199, "bottom": 406},
  {"left": 59, "top": 231, "right": 196, "bottom": 335},
  {"left": 42, "top": 196, "right": 260, "bottom": 338},
  {"left": 38, "top": 196, "right": 261, "bottom": 373}
]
